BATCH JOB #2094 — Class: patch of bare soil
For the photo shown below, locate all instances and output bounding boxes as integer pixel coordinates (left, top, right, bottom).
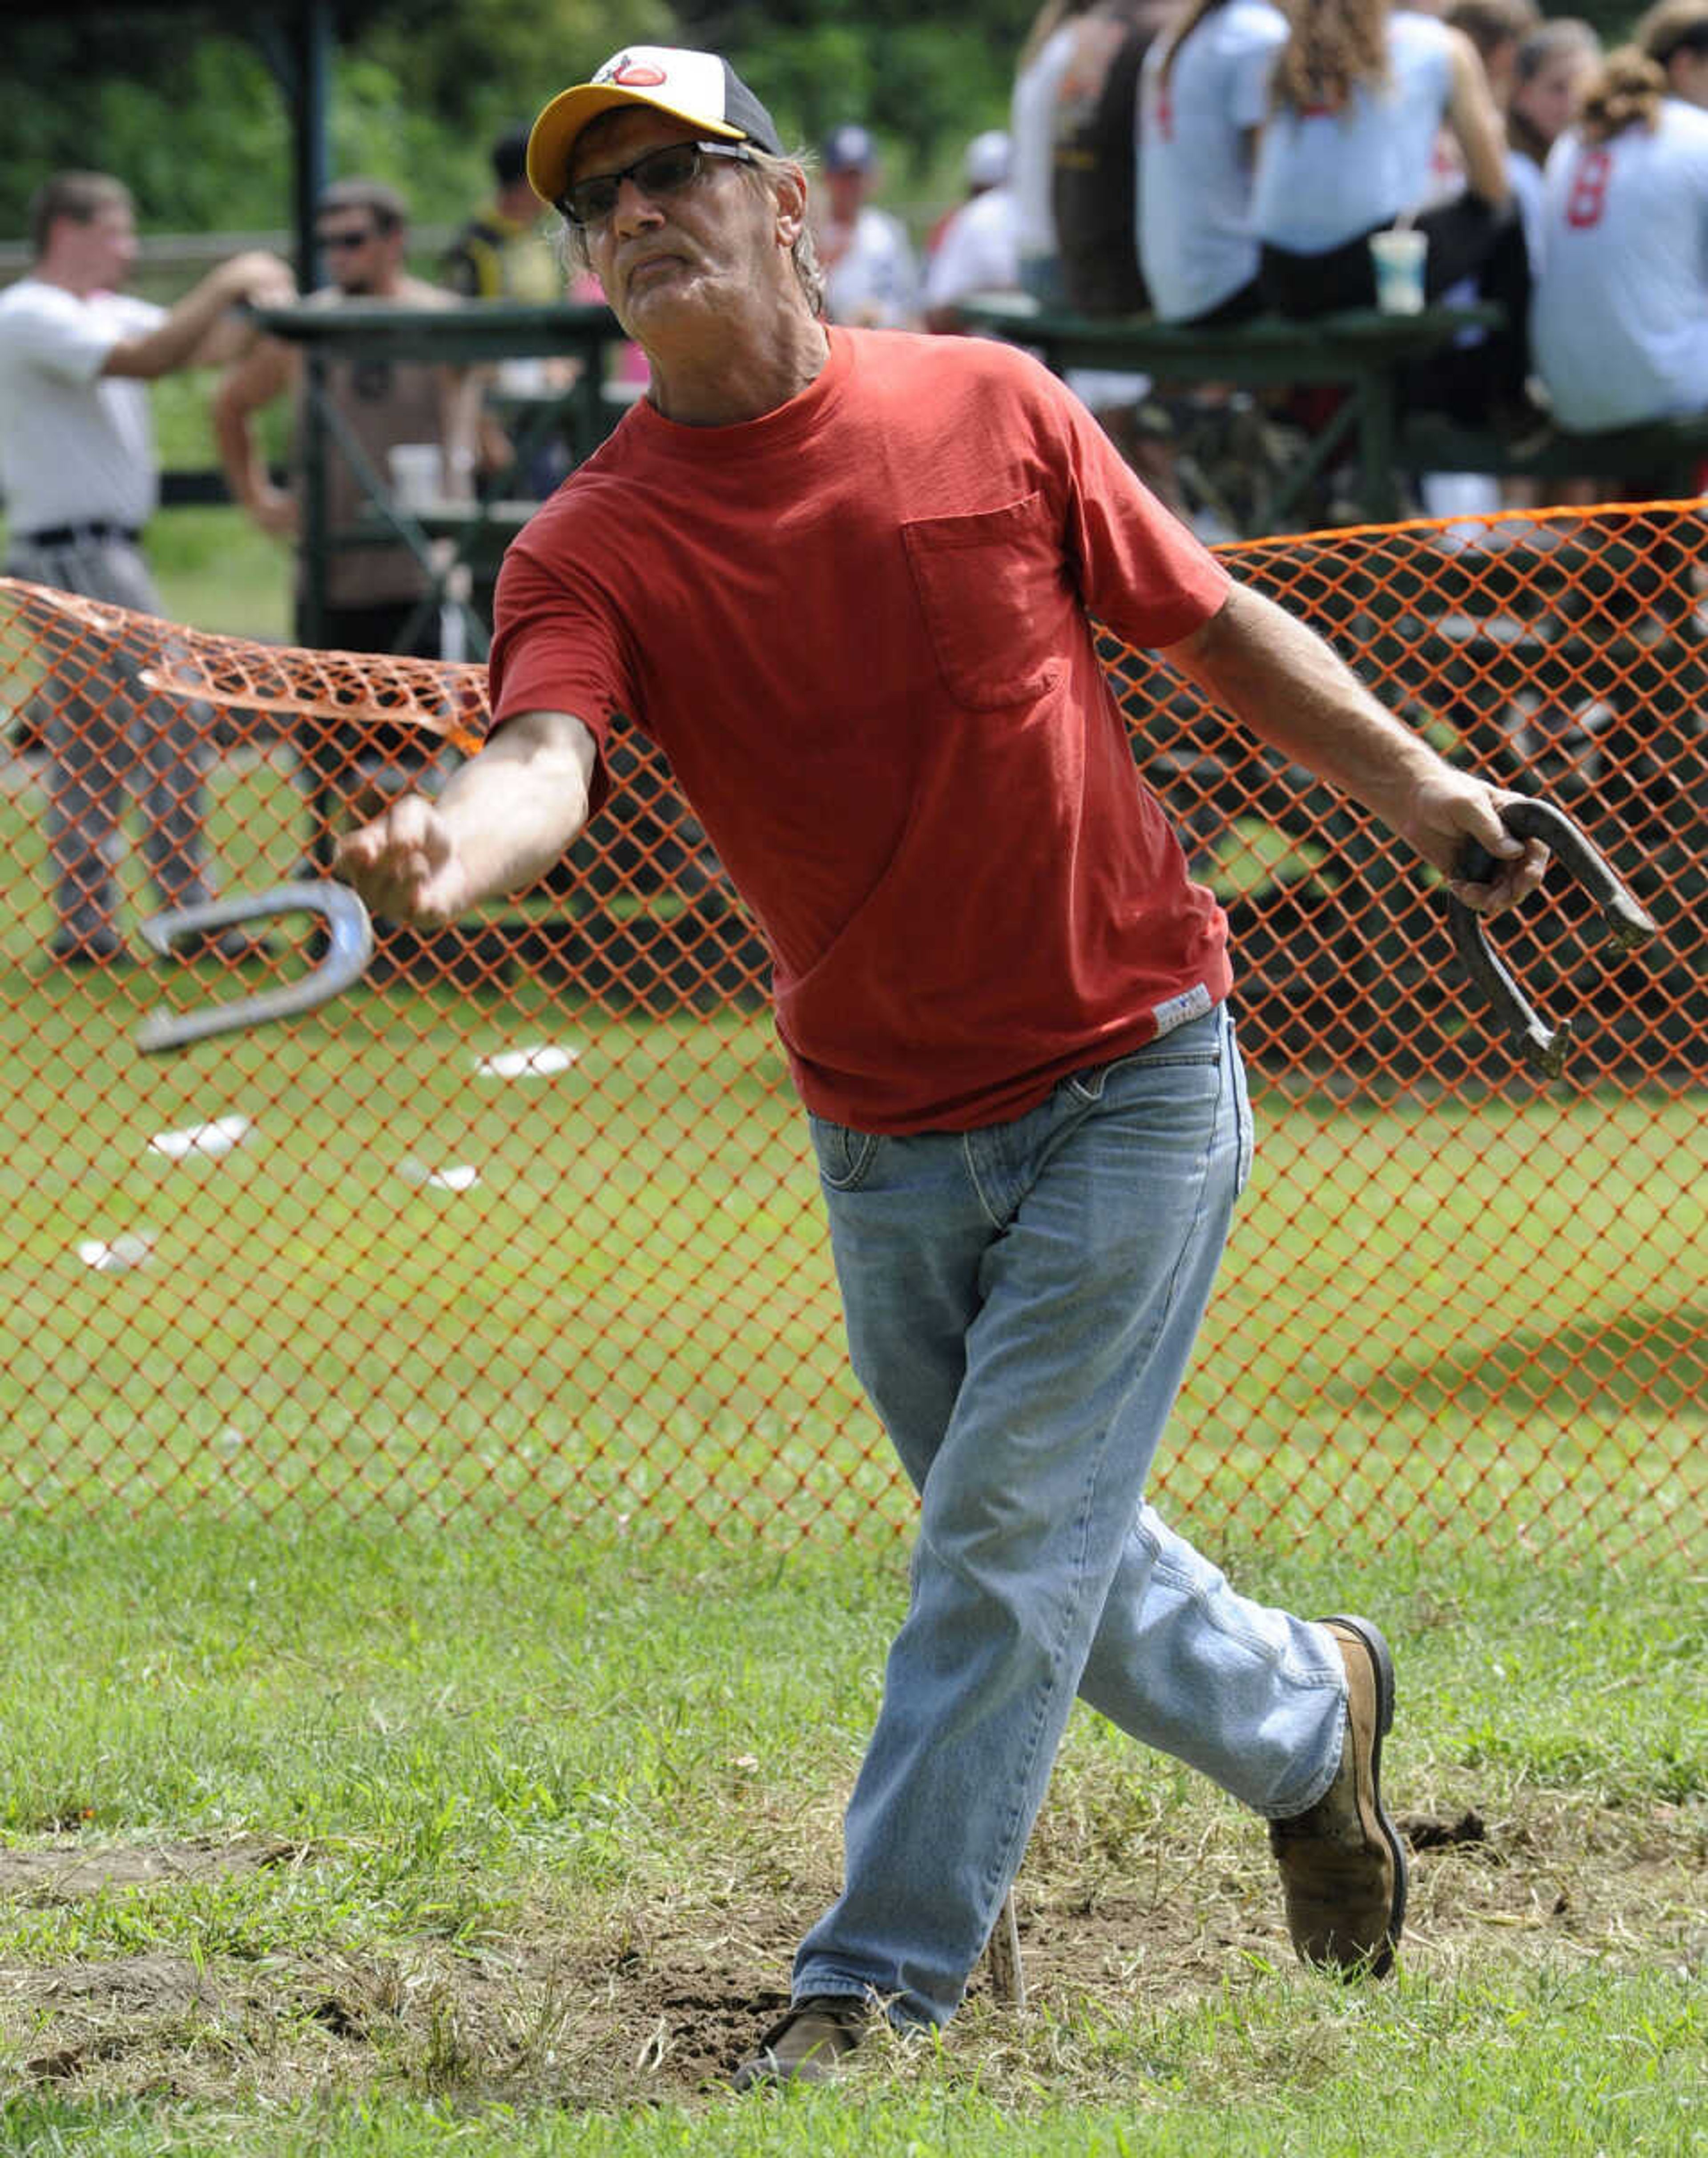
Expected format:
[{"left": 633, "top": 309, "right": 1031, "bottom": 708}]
[
  {"left": 0, "top": 1800, "right": 1700, "bottom": 2109},
  {"left": 0, "top": 1835, "right": 299, "bottom": 1905}
]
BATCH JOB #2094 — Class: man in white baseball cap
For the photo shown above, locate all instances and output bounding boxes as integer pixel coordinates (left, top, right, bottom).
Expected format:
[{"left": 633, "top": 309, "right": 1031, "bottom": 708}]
[
  {"left": 963, "top": 127, "right": 1013, "bottom": 193},
  {"left": 923, "top": 129, "right": 1022, "bottom": 331},
  {"left": 340, "top": 39, "right": 1547, "bottom": 2096},
  {"left": 525, "top": 46, "right": 784, "bottom": 210}
]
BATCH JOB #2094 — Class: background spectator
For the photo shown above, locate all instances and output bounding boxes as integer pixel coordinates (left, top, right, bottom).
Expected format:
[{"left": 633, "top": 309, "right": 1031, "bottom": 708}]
[
  {"left": 441, "top": 121, "right": 576, "bottom": 496},
  {"left": 1252, "top": 0, "right": 1530, "bottom": 419},
  {"left": 1507, "top": 16, "right": 1603, "bottom": 261},
  {"left": 1443, "top": 0, "right": 1539, "bottom": 113},
  {"left": 1253, "top": 0, "right": 1512, "bottom": 310},
  {"left": 924, "top": 127, "right": 1012, "bottom": 258},
  {"left": 214, "top": 178, "right": 476, "bottom": 841},
  {"left": 1529, "top": 42, "right": 1708, "bottom": 433},
  {"left": 815, "top": 125, "right": 920, "bottom": 327},
  {"left": 441, "top": 123, "right": 562, "bottom": 309},
  {"left": 1050, "top": 0, "right": 1182, "bottom": 500},
  {"left": 1010, "top": 0, "right": 1094, "bottom": 301},
  {"left": 1049, "top": 0, "right": 1173, "bottom": 317},
  {"left": 922, "top": 131, "right": 1022, "bottom": 329},
  {"left": 214, "top": 179, "right": 476, "bottom": 658},
  {"left": 0, "top": 170, "right": 291, "bottom": 967},
  {"left": 1482, "top": 16, "right": 1602, "bottom": 511},
  {"left": 1421, "top": 0, "right": 1540, "bottom": 516},
  {"left": 1635, "top": 0, "right": 1708, "bottom": 104},
  {"left": 1139, "top": 0, "right": 1289, "bottom": 326}
]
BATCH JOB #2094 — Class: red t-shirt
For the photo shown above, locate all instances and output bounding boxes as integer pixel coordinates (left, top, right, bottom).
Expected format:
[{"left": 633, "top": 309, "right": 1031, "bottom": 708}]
[{"left": 489, "top": 326, "right": 1233, "bottom": 1132}]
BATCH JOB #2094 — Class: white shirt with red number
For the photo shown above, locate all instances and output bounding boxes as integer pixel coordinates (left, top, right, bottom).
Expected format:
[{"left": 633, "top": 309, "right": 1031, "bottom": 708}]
[
  {"left": 0, "top": 279, "right": 164, "bottom": 532},
  {"left": 1530, "top": 101, "right": 1708, "bottom": 432},
  {"left": 1139, "top": 0, "right": 1288, "bottom": 321}
]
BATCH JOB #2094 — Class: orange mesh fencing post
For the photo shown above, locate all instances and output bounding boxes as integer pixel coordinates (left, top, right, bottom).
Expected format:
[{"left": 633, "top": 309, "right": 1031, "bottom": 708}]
[{"left": 0, "top": 500, "right": 1701, "bottom": 1559}]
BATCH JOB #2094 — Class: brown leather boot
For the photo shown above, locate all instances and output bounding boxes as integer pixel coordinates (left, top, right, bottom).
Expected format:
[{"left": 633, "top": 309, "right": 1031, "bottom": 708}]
[
  {"left": 732, "top": 1993, "right": 869, "bottom": 2089},
  {"left": 1269, "top": 1614, "right": 1408, "bottom": 1978}
]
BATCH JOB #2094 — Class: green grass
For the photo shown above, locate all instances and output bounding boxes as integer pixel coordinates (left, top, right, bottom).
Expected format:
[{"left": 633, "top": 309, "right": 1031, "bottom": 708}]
[
  {"left": 145, "top": 359, "right": 294, "bottom": 638},
  {"left": 0, "top": 956, "right": 1699, "bottom": 1553},
  {"left": 0, "top": 1524, "right": 1699, "bottom": 2151},
  {"left": 143, "top": 505, "right": 292, "bottom": 641}
]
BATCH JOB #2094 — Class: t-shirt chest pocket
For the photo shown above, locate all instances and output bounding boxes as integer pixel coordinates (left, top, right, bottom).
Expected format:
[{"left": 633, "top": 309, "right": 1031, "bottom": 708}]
[{"left": 901, "top": 492, "right": 1068, "bottom": 711}]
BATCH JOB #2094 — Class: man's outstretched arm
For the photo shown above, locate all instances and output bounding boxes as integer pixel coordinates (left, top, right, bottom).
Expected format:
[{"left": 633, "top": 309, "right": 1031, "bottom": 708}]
[
  {"left": 1161, "top": 581, "right": 1549, "bottom": 914},
  {"left": 334, "top": 709, "right": 598, "bottom": 924}
]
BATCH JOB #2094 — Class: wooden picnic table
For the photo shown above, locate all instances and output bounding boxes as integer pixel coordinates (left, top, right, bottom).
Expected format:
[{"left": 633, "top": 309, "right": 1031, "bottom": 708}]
[{"left": 955, "top": 294, "right": 1506, "bottom": 529}]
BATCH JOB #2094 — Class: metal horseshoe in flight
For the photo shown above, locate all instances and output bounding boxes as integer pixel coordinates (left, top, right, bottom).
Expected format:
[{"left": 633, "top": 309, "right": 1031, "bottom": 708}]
[{"left": 135, "top": 882, "right": 374, "bottom": 1054}]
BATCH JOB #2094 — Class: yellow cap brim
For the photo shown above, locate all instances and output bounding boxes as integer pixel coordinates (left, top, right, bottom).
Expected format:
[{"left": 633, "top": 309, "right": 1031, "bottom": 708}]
[{"left": 526, "top": 86, "right": 745, "bottom": 207}]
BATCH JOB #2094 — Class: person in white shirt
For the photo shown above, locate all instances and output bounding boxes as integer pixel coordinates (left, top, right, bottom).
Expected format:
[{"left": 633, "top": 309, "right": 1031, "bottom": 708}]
[
  {"left": 1139, "top": 0, "right": 1289, "bottom": 325},
  {"left": 1252, "top": 0, "right": 1514, "bottom": 308},
  {"left": 814, "top": 124, "right": 921, "bottom": 327},
  {"left": 1011, "top": 0, "right": 1093, "bottom": 300},
  {"left": 923, "top": 131, "right": 1023, "bottom": 329},
  {"left": 1252, "top": 0, "right": 1532, "bottom": 419},
  {"left": 1529, "top": 45, "right": 1708, "bottom": 432},
  {"left": 0, "top": 171, "right": 290, "bottom": 966}
]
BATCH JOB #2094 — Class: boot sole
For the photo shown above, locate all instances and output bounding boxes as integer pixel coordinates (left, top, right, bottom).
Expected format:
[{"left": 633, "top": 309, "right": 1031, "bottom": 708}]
[{"left": 1324, "top": 1612, "right": 1409, "bottom": 1974}]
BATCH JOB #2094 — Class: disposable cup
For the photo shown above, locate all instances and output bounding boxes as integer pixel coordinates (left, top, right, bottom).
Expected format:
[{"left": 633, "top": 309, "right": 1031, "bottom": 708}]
[
  {"left": 387, "top": 442, "right": 443, "bottom": 510},
  {"left": 1369, "top": 228, "right": 1427, "bottom": 315}
]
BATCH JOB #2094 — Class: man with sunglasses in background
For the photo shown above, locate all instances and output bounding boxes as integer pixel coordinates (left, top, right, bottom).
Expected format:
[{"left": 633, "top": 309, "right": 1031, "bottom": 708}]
[
  {"left": 337, "top": 46, "right": 1547, "bottom": 2091},
  {"left": 215, "top": 180, "right": 477, "bottom": 839}
]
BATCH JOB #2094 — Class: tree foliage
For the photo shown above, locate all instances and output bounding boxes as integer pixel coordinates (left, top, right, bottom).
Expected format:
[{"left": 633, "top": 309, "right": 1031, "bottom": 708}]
[
  {"left": 677, "top": 0, "right": 1044, "bottom": 171},
  {"left": 0, "top": 0, "right": 670, "bottom": 238}
]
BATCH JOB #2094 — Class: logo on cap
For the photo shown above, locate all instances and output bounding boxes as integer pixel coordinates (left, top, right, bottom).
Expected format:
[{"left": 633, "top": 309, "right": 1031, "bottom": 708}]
[{"left": 599, "top": 53, "right": 669, "bottom": 87}]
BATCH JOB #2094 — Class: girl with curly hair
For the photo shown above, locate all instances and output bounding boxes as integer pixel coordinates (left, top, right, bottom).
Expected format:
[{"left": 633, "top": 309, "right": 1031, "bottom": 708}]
[{"left": 1250, "top": 0, "right": 1531, "bottom": 411}]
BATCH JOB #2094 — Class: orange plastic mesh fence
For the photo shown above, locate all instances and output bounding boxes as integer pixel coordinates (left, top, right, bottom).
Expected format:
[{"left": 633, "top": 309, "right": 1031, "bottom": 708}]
[{"left": 0, "top": 500, "right": 1701, "bottom": 1559}]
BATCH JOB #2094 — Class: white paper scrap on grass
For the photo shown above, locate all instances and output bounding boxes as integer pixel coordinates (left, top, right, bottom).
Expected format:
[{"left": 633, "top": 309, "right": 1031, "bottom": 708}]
[
  {"left": 148, "top": 1113, "right": 252, "bottom": 1160},
  {"left": 398, "top": 1158, "right": 482, "bottom": 1193},
  {"left": 77, "top": 1232, "right": 157, "bottom": 1273},
  {"left": 473, "top": 1044, "right": 579, "bottom": 1079}
]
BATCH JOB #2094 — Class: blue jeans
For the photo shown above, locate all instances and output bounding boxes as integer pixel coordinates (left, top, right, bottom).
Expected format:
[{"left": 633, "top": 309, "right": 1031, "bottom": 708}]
[{"left": 793, "top": 1005, "right": 1347, "bottom": 2027}]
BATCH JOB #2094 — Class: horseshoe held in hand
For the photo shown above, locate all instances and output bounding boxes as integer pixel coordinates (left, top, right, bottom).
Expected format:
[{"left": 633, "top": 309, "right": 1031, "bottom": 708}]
[{"left": 1447, "top": 799, "right": 1657, "bottom": 1079}]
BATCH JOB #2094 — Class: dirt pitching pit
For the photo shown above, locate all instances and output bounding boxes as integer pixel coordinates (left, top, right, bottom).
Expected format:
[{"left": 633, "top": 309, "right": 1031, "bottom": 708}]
[{"left": 0, "top": 1797, "right": 1700, "bottom": 2110}]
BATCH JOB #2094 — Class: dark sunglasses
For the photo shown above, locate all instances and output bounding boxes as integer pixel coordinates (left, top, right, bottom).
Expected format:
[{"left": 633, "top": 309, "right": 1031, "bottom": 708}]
[
  {"left": 556, "top": 139, "right": 755, "bottom": 230},
  {"left": 318, "top": 228, "right": 377, "bottom": 252}
]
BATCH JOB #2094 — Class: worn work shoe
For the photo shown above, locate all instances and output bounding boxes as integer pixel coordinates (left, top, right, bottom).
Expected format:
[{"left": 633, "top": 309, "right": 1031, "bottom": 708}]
[
  {"left": 732, "top": 1993, "right": 868, "bottom": 2090},
  {"left": 1269, "top": 1614, "right": 1408, "bottom": 1978}
]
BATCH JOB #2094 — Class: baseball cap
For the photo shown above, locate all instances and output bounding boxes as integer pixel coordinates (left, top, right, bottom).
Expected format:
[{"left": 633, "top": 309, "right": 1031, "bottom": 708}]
[
  {"left": 527, "top": 47, "right": 782, "bottom": 208},
  {"left": 963, "top": 129, "right": 1011, "bottom": 190},
  {"left": 822, "top": 123, "right": 877, "bottom": 173}
]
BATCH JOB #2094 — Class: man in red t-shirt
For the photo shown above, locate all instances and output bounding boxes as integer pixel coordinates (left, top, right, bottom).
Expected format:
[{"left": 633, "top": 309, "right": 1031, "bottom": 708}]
[{"left": 338, "top": 45, "right": 1547, "bottom": 2087}]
